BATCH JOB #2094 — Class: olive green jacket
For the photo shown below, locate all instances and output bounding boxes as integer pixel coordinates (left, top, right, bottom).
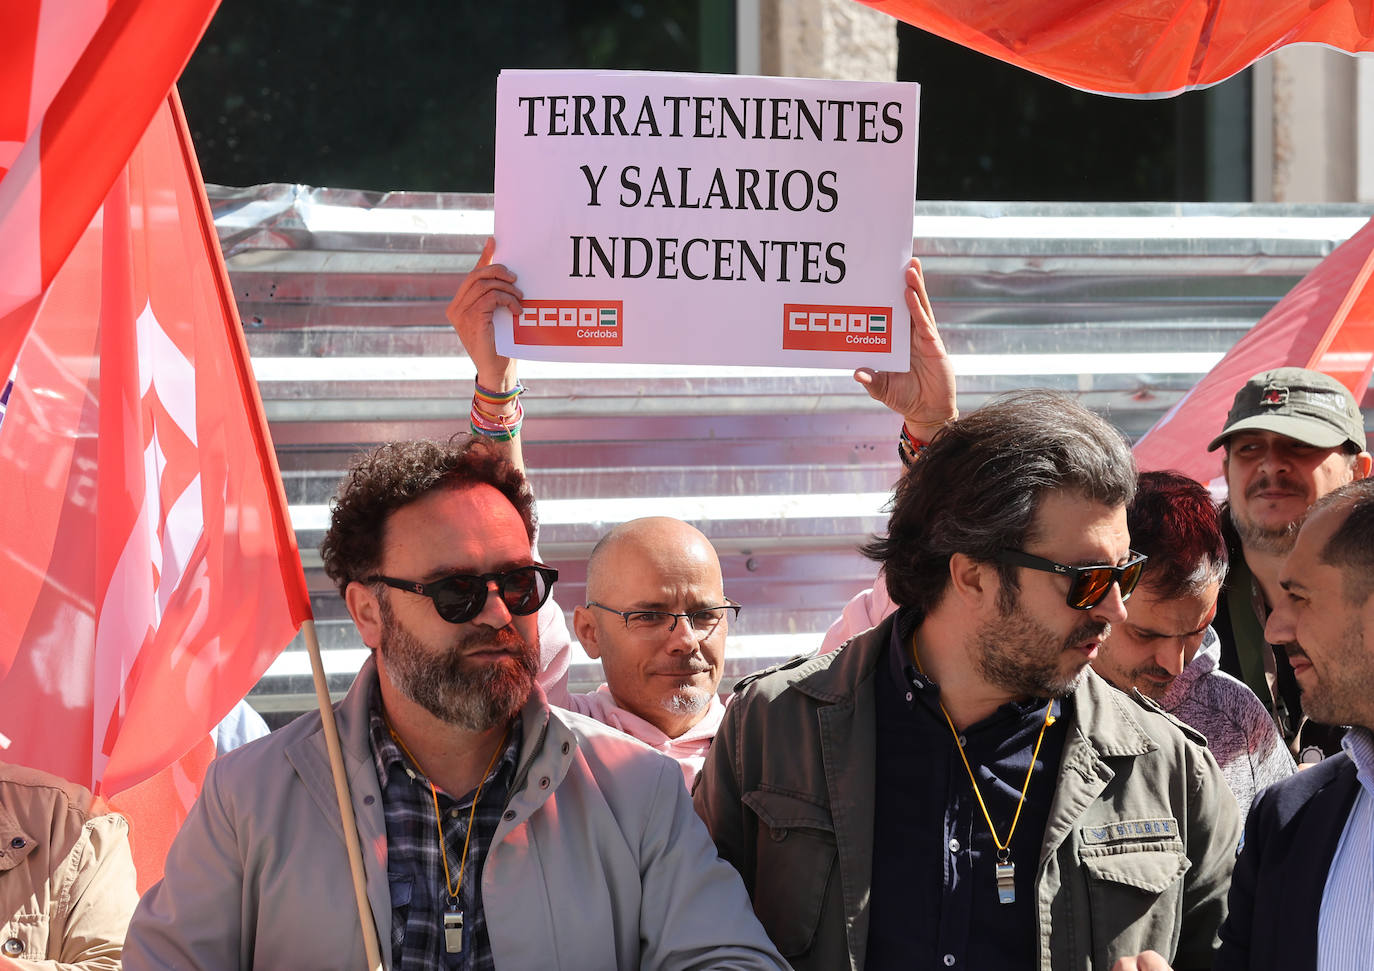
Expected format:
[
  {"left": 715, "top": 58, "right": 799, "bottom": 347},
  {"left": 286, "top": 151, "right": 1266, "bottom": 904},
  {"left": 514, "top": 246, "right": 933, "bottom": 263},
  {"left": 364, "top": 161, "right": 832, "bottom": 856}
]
[{"left": 693, "top": 612, "right": 1241, "bottom": 971}]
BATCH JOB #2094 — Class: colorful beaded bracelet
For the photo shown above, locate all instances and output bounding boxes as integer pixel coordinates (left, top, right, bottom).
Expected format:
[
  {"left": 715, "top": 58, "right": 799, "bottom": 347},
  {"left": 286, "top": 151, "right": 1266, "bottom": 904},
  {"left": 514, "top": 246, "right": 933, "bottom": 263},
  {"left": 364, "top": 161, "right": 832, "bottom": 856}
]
[{"left": 898, "top": 424, "right": 929, "bottom": 469}]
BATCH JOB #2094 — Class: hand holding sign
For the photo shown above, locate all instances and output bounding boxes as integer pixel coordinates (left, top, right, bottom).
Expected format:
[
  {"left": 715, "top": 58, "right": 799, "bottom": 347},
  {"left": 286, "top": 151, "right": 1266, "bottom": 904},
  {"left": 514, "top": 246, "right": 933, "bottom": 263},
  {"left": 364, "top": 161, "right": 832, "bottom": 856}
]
[
  {"left": 447, "top": 237, "right": 523, "bottom": 392},
  {"left": 853, "top": 257, "right": 958, "bottom": 439}
]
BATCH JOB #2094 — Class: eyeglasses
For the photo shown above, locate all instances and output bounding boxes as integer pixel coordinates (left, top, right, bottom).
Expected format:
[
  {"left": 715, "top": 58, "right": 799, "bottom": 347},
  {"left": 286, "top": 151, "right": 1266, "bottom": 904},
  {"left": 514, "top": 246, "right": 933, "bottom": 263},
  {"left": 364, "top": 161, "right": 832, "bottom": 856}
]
[
  {"left": 365, "top": 564, "right": 558, "bottom": 624},
  {"left": 995, "top": 549, "right": 1147, "bottom": 610},
  {"left": 586, "top": 600, "right": 740, "bottom": 637}
]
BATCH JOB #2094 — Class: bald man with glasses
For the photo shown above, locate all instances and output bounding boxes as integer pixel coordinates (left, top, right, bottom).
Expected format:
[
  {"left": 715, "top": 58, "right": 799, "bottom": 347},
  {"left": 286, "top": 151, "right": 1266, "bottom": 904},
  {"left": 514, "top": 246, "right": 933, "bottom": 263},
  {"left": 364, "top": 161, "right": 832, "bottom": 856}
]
[{"left": 568, "top": 517, "right": 739, "bottom": 786}]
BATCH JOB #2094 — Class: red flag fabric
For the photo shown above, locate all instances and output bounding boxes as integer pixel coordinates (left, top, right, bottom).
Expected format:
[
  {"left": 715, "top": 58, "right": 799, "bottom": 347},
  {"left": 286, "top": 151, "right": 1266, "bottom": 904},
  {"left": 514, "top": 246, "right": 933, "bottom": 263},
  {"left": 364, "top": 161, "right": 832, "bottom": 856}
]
[
  {"left": 860, "top": 0, "right": 1374, "bottom": 96},
  {"left": 107, "top": 734, "right": 217, "bottom": 893},
  {"left": 1133, "top": 217, "right": 1374, "bottom": 484},
  {"left": 0, "top": 90, "right": 312, "bottom": 796},
  {"left": 0, "top": 0, "right": 220, "bottom": 387}
]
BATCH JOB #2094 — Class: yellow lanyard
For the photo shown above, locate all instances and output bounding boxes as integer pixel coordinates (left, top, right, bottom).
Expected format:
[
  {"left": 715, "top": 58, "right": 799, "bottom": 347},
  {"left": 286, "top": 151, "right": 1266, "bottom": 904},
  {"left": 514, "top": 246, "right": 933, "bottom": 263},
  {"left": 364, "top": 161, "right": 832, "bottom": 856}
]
[
  {"left": 388, "top": 722, "right": 510, "bottom": 951},
  {"left": 912, "top": 634, "right": 1055, "bottom": 903}
]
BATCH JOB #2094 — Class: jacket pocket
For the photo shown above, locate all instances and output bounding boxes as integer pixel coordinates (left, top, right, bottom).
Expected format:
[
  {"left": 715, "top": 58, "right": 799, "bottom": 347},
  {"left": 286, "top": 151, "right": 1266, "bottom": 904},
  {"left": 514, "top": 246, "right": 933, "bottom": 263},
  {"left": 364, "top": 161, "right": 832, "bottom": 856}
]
[
  {"left": 743, "top": 788, "right": 838, "bottom": 958},
  {"left": 1080, "top": 840, "right": 1191, "bottom": 964}
]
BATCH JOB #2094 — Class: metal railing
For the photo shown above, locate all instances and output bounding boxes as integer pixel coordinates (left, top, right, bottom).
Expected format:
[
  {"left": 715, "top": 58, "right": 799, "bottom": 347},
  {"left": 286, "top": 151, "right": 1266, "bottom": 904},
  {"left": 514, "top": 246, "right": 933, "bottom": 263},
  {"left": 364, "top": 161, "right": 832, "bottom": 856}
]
[{"left": 212, "top": 184, "right": 1373, "bottom": 720}]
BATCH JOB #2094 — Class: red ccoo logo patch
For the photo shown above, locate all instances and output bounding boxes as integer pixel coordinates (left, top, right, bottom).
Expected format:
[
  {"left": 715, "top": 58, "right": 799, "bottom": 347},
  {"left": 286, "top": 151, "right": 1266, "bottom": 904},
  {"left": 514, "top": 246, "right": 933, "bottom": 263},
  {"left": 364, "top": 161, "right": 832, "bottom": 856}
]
[
  {"left": 782, "top": 304, "right": 893, "bottom": 352},
  {"left": 514, "top": 300, "right": 624, "bottom": 347}
]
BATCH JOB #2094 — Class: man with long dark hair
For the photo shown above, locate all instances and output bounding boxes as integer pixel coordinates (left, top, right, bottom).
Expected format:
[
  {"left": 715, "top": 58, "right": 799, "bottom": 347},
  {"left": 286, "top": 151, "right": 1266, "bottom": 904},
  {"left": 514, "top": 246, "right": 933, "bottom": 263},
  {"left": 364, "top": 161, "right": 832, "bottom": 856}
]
[{"left": 694, "top": 261, "right": 1240, "bottom": 971}]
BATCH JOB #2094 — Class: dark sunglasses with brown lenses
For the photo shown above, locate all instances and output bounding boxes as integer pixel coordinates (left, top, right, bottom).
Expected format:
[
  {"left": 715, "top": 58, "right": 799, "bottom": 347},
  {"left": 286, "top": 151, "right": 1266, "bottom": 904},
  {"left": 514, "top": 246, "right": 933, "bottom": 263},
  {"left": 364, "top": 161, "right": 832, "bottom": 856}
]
[{"left": 995, "top": 549, "right": 1148, "bottom": 610}]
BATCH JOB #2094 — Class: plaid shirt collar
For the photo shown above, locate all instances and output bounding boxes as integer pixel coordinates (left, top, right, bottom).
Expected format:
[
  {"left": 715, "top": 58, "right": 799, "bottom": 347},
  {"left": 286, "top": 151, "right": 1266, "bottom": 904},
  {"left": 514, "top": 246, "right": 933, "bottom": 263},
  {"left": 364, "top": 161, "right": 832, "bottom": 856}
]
[{"left": 368, "top": 693, "right": 523, "bottom": 971}]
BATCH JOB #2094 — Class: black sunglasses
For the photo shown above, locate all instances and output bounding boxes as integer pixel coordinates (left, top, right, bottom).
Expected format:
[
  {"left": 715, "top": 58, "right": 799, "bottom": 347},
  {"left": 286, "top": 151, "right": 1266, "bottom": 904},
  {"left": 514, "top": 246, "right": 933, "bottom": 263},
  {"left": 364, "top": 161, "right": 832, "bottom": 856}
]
[
  {"left": 364, "top": 564, "right": 559, "bottom": 624},
  {"left": 996, "top": 549, "right": 1148, "bottom": 610}
]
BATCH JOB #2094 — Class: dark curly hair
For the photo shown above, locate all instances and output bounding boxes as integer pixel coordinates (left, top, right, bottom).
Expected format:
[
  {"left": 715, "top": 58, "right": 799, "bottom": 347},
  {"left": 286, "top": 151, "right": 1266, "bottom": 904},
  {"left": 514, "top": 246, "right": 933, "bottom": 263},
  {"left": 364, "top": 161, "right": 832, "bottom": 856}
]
[
  {"left": 320, "top": 437, "right": 537, "bottom": 598},
  {"left": 864, "top": 389, "right": 1137, "bottom": 615}
]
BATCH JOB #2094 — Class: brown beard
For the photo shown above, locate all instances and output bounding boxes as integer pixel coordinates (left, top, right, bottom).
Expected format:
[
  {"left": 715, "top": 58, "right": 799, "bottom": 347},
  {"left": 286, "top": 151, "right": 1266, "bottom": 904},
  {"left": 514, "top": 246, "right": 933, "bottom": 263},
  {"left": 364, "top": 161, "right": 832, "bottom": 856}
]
[
  {"left": 974, "top": 588, "right": 1107, "bottom": 699},
  {"left": 378, "top": 595, "right": 538, "bottom": 732}
]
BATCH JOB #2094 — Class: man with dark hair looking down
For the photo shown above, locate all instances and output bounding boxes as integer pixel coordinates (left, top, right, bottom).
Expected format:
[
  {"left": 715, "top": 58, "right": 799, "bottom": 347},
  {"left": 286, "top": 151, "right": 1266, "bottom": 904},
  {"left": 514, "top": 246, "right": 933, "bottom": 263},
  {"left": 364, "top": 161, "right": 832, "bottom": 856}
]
[
  {"left": 1114, "top": 476, "right": 1374, "bottom": 971},
  {"left": 1091, "top": 470, "right": 1293, "bottom": 821},
  {"left": 693, "top": 261, "right": 1240, "bottom": 970}
]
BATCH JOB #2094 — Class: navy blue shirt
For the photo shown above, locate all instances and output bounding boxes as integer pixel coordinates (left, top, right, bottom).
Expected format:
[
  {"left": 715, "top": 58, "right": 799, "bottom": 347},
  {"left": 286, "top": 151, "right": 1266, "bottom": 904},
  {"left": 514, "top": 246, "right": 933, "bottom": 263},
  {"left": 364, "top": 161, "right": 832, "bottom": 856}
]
[
  {"left": 866, "top": 608, "right": 1071, "bottom": 970},
  {"left": 369, "top": 700, "right": 522, "bottom": 971}
]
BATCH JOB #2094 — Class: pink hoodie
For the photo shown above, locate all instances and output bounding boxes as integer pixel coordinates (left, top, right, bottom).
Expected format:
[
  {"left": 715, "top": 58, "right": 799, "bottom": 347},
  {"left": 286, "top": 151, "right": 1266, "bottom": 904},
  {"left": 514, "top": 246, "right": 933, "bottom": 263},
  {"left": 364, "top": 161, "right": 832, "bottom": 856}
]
[{"left": 562, "top": 686, "right": 728, "bottom": 788}]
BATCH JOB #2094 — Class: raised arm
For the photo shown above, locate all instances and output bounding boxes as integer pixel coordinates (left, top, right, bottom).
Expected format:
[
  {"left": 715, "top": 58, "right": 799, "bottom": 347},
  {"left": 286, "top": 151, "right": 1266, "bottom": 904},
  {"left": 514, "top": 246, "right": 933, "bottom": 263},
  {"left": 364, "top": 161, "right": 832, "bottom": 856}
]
[
  {"left": 852, "top": 257, "right": 958, "bottom": 459},
  {"left": 447, "top": 237, "right": 527, "bottom": 472},
  {"left": 446, "top": 238, "right": 572, "bottom": 701},
  {"left": 818, "top": 259, "right": 958, "bottom": 652}
]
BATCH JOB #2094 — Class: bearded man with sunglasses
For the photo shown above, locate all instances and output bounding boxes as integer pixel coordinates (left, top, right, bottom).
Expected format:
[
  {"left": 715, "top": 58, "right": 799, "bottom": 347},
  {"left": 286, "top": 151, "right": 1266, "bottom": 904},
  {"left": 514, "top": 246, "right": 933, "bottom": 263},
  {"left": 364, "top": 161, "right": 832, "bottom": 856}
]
[
  {"left": 693, "top": 262, "right": 1241, "bottom": 971},
  {"left": 125, "top": 438, "right": 786, "bottom": 971}
]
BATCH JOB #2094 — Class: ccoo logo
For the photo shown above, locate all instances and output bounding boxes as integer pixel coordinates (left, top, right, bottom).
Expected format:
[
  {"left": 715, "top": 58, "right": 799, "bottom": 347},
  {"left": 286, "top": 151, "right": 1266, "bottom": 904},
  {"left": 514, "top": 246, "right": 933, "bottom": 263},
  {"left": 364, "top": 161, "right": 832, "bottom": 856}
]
[
  {"left": 514, "top": 300, "right": 624, "bottom": 347},
  {"left": 782, "top": 303, "right": 892, "bottom": 352}
]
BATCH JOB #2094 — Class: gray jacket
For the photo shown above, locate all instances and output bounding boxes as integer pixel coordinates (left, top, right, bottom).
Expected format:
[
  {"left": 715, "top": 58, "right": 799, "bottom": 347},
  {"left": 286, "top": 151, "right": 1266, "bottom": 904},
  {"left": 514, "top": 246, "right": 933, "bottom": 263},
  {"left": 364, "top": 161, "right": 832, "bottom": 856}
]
[
  {"left": 693, "top": 613, "right": 1241, "bottom": 971},
  {"left": 125, "top": 655, "right": 786, "bottom": 970}
]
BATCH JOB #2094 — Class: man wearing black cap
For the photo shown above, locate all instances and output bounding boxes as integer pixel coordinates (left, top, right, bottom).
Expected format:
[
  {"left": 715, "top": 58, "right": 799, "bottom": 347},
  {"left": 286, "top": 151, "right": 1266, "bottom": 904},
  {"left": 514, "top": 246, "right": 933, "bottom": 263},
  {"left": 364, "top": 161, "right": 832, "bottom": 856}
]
[{"left": 1208, "top": 367, "right": 1371, "bottom": 761}]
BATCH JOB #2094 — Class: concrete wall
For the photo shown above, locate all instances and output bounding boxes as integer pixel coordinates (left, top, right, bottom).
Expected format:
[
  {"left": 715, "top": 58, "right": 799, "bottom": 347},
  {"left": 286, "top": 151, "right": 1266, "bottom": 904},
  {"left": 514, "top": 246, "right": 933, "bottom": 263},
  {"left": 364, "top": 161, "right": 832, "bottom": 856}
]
[
  {"left": 753, "top": 0, "right": 897, "bottom": 81},
  {"left": 1255, "top": 47, "right": 1374, "bottom": 204}
]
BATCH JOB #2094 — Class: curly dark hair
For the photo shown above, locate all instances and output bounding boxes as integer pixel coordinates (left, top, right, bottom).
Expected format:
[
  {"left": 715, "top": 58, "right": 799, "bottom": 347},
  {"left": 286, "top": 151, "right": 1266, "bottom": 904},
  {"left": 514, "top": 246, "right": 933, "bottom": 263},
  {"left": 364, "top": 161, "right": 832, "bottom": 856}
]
[
  {"left": 863, "top": 389, "right": 1137, "bottom": 615},
  {"left": 320, "top": 437, "right": 537, "bottom": 598}
]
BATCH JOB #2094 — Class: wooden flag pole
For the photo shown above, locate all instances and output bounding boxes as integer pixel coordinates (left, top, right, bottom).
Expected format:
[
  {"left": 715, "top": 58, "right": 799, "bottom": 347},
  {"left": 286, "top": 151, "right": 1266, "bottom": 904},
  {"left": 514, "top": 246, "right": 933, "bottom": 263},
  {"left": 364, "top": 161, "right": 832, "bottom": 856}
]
[{"left": 303, "top": 618, "right": 384, "bottom": 971}]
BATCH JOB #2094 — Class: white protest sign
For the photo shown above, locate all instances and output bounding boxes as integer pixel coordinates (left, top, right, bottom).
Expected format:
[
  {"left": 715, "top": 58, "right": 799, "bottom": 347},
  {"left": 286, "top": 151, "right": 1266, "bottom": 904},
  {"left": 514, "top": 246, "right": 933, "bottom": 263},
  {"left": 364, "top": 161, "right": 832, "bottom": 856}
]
[{"left": 493, "top": 70, "right": 919, "bottom": 369}]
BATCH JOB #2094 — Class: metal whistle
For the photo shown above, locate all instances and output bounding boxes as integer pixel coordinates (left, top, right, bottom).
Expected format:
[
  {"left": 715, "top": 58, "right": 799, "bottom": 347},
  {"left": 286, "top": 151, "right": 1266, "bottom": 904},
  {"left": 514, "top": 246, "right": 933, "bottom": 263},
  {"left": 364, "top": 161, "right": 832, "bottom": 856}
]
[
  {"left": 443, "top": 909, "right": 464, "bottom": 953},
  {"left": 995, "top": 862, "right": 1016, "bottom": 904}
]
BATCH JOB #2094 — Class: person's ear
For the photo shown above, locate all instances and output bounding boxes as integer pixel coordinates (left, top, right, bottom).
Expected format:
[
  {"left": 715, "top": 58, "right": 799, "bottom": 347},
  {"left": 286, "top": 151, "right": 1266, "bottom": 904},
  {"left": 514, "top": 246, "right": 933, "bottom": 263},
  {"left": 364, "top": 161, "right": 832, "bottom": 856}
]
[
  {"left": 948, "top": 552, "right": 997, "bottom": 611},
  {"left": 1354, "top": 451, "right": 1372, "bottom": 480},
  {"left": 573, "top": 605, "right": 603, "bottom": 660},
  {"left": 346, "top": 581, "right": 383, "bottom": 650}
]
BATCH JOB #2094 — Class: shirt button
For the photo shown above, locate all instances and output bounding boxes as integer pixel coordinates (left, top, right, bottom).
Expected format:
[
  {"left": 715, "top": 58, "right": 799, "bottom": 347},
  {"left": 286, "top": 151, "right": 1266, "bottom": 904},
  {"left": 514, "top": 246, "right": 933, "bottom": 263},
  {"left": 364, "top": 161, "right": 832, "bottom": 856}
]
[
  {"left": 561, "top": 742, "right": 570, "bottom": 755},
  {"left": 450, "top": 809, "right": 461, "bottom": 819},
  {"left": 948, "top": 838, "right": 960, "bottom": 853},
  {"left": 9, "top": 838, "right": 24, "bottom": 849},
  {"left": 905, "top": 691, "right": 913, "bottom": 702},
  {"left": 943, "top": 955, "right": 956, "bottom": 967},
  {"left": 502, "top": 810, "right": 516, "bottom": 821},
  {"left": 538, "top": 776, "right": 551, "bottom": 790},
  {"left": 3, "top": 939, "right": 23, "bottom": 957},
  {"left": 957, "top": 735, "right": 967, "bottom": 747}
]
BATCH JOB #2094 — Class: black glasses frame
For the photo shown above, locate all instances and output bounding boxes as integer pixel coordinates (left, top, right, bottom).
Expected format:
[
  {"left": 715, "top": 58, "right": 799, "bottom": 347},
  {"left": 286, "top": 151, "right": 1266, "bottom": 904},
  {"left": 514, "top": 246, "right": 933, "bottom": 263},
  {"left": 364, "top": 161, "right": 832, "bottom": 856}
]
[
  {"left": 585, "top": 600, "right": 740, "bottom": 636},
  {"left": 995, "top": 549, "right": 1148, "bottom": 610},
  {"left": 365, "top": 564, "right": 559, "bottom": 624}
]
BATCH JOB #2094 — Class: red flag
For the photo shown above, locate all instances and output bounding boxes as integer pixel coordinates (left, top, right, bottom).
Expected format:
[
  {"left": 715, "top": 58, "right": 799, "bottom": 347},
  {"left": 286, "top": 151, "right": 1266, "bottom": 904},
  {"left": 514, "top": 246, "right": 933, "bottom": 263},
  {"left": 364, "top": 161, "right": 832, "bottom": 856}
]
[
  {"left": 860, "top": 0, "right": 1374, "bottom": 96},
  {"left": 1133, "top": 217, "right": 1374, "bottom": 484},
  {"left": 0, "top": 0, "right": 220, "bottom": 385},
  {"left": 0, "top": 89, "right": 313, "bottom": 797}
]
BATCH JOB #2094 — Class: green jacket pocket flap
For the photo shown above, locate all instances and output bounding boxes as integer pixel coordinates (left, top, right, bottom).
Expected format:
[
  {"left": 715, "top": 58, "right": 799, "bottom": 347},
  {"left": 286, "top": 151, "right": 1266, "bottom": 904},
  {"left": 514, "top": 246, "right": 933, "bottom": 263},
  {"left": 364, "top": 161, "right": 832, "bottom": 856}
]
[
  {"left": 1082, "top": 847, "right": 1190, "bottom": 894},
  {"left": 744, "top": 789, "right": 835, "bottom": 835}
]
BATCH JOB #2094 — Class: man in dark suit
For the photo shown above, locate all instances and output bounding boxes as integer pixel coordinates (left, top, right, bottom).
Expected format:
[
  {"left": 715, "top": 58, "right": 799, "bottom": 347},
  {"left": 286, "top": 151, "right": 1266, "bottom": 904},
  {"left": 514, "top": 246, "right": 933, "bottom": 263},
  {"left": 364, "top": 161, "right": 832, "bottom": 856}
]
[{"left": 1113, "top": 476, "right": 1374, "bottom": 971}]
